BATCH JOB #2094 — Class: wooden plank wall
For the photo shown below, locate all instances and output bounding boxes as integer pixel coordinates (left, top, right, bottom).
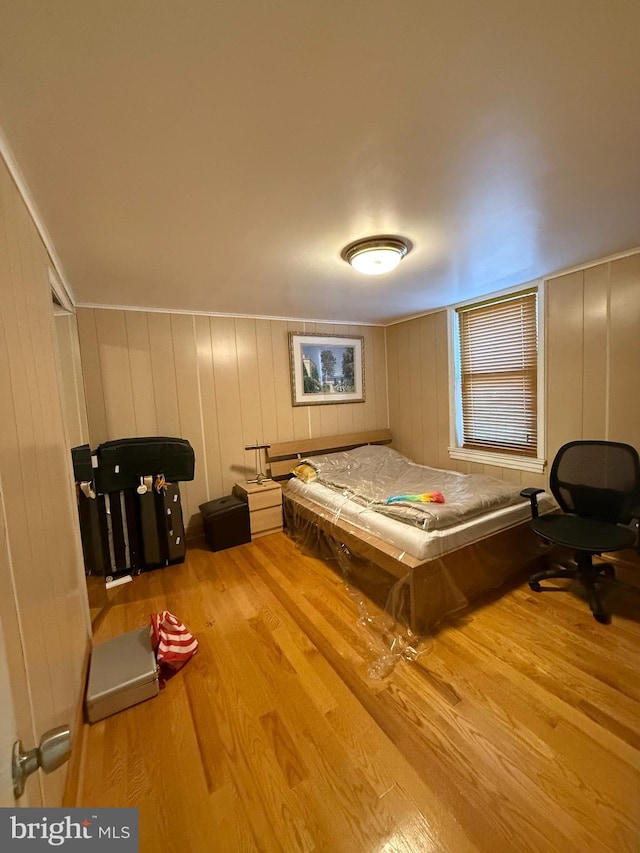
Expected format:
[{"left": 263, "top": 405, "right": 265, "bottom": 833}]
[
  {"left": 545, "top": 254, "right": 640, "bottom": 460},
  {"left": 0, "top": 157, "right": 90, "bottom": 805},
  {"left": 77, "top": 253, "right": 640, "bottom": 532},
  {"left": 387, "top": 252, "right": 640, "bottom": 490},
  {"left": 76, "top": 311, "right": 388, "bottom": 537},
  {"left": 54, "top": 313, "right": 90, "bottom": 450},
  {"left": 386, "top": 310, "right": 451, "bottom": 473}
]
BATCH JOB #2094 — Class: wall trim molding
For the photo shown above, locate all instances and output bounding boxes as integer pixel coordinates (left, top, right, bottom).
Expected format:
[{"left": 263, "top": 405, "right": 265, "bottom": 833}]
[
  {"left": 2, "top": 113, "right": 636, "bottom": 330},
  {"left": 384, "top": 305, "right": 445, "bottom": 328},
  {"left": 49, "top": 267, "right": 75, "bottom": 314},
  {"left": 0, "top": 124, "right": 76, "bottom": 308},
  {"left": 543, "top": 246, "right": 640, "bottom": 283},
  {"left": 384, "top": 247, "right": 640, "bottom": 328},
  {"left": 75, "top": 301, "right": 385, "bottom": 327}
]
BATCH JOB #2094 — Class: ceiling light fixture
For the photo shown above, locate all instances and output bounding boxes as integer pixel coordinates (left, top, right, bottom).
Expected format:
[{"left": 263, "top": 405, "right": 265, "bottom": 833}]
[{"left": 341, "top": 236, "right": 411, "bottom": 276}]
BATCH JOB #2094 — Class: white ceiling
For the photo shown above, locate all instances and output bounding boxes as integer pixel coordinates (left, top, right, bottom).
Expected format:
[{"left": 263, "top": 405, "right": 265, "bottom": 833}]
[{"left": 1, "top": 1, "right": 639, "bottom": 325}]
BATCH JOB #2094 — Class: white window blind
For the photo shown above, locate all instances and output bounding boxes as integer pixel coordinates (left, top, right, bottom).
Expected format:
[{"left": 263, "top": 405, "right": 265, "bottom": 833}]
[{"left": 457, "top": 290, "right": 538, "bottom": 457}]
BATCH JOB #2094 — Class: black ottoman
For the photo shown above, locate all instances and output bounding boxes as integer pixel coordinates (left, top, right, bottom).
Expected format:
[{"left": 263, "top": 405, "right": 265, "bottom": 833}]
[{"left": 199, "top": 495, "right": 251, "bottom": 552}]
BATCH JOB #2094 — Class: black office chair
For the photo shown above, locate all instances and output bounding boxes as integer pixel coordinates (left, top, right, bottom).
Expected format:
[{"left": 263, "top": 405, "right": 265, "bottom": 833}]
[{"left": 520, "top": 440, "right": 640, "bottom": 624}]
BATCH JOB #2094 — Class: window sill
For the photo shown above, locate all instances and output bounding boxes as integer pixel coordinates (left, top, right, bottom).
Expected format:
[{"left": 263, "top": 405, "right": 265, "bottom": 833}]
[{"left": 448, "top": 447, "right": 546, "bottom": 474}]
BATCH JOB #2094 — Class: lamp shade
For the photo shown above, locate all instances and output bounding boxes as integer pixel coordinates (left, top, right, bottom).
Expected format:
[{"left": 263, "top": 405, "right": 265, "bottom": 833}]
[{"left": 341, "top": 237, "right": 410, "bottom": 275}]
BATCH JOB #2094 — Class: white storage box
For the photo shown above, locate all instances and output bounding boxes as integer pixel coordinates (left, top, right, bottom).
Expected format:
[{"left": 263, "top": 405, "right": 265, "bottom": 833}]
[{"left": 86, "top": 626, "right": 159, "bottom": 723}]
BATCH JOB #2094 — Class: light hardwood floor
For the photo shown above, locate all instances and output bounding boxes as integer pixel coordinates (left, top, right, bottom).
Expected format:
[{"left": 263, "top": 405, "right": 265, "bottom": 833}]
[{"left": 75, "top": 533, "right": 640, "bottom": 852}]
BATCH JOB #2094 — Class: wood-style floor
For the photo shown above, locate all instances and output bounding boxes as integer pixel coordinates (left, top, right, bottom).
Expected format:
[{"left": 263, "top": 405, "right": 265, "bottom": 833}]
[{"left": 75, "top": 533, "right": 640, "bottom": 852}]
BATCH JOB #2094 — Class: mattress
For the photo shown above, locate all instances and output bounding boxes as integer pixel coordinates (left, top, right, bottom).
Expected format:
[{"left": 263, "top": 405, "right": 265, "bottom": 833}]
[{"left": 286, "top": 475, "right": 555, "bottom": 562}]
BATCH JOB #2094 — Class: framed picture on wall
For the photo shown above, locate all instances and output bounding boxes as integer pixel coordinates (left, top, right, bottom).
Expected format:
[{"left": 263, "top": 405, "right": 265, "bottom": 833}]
[{"left": 289, "top": 332, "right": 365, "bottom": 406}]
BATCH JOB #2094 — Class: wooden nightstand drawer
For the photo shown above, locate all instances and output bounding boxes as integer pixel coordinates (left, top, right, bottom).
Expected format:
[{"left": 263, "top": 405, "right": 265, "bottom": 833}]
[
  {"left": 248, "top": 488, "right": 281, "bottom": 512},
  {"left": 233, "top": 481, "right": 282, "bottom": 512},
  {"left": 233, "top": 480, "right": 283, "bottom": 540},
  {"left": 250, "top": 505, "right": 283, "bottom": 537}
]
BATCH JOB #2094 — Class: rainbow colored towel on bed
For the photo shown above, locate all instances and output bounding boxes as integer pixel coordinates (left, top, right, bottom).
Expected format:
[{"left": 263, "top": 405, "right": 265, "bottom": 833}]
[{"left": 385, "top": 492, "right": 445, "bottom": 505}]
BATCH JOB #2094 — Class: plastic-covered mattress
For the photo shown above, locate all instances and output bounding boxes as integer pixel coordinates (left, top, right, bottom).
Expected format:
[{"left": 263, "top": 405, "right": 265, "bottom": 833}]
[
  {"left": 286, "top": 475, "right": 555, "bottom": 561},
  {"left": 289, "top": 444, "right": 554, "bottom": 560}
]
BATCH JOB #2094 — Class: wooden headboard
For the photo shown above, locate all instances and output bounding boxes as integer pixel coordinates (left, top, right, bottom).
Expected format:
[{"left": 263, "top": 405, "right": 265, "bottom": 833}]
[{"left": 267, "top": 429, "right": 392, "bottom": 479}]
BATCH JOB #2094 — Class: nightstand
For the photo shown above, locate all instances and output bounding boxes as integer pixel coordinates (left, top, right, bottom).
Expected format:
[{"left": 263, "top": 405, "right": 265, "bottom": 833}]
[{"left": 232, "top": 480, "right": 283, "bottom": 539}]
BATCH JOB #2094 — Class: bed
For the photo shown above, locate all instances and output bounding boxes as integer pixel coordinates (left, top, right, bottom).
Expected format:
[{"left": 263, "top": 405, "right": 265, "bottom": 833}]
[{"left": 267, "top": 430, "right": 555, "bottom": 634}]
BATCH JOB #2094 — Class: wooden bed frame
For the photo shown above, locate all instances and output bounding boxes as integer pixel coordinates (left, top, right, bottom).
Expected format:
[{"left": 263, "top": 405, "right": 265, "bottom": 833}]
[{"left": 267, "top": 430, "right": 547, "bottom": 633}]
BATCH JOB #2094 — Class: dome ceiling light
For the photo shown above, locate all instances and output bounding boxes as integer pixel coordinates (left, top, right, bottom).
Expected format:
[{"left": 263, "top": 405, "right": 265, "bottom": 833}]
[{"left": 341, "top": 236, "right": 411, "bottom": 276}]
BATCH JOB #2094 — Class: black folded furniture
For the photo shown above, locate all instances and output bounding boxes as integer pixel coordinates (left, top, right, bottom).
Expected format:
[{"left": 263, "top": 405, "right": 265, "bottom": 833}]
[
  {"left": 521, "top": 440, "right": 640, "bottom": 624},
  {"left": 71, "top": 436, "right": 195, "bottom": 578},
  {"left": 71, "top": 443, "right": 94, "bottom": 484},
  {"left": 95, "top": 436, "right": 195, "bottom": 493},
  {"left": 71, "top": 444, "right": 109, "bottom": 576},
  {"left": 200, "top": 495, "right": 251, "bottom": 552}
]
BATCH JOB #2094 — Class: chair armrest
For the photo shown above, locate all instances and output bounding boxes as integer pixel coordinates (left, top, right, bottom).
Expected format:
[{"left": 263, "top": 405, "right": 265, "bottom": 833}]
[{"left": 520, "top": 487, "right": 545, "bottom": 519}]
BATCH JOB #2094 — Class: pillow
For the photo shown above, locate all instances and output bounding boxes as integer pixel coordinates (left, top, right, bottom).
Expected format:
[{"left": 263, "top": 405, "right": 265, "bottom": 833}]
[{"left": 291, "top": 462, "right": 317, "bottom": 483}]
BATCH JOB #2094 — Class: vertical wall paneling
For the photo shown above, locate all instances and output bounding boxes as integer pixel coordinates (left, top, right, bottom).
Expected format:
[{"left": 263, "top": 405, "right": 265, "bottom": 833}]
[
  {"left": 408, "top": 320, "right": 423, "bottom": 463},
  {"left": 171, "top": 313, "right": 207, "bottom": 529},
  {"left": 148, "top": 312, "right": 181, "bottom": 438},
  {"left": 0, "top": 483, "right": 27, "bottom": 807},
  {"left": 94, "top": 310, "right": 137, "bottom": 438},
  {"left": 9, "top": 185, "right": 71, "bottom": 728},
  {"left": 234, "top": 318, "right": 264, "bottom": 477},
  {"left": 195, "top": 315, "right": 222, "bottom": 502},
  {"left": 545, "top": 255, "right": 640, "bottom": 462},
  {"left": 25, "top": 193, "right": 87, "bottom": 732},
  {"left": 335, "top": 381, "right": 355, "bottom": 435},
  {"left": 387, "top": 311, "right": 450, "bottom": 470},
  {"left": 255, "top": 319, "right": 279, "bottom": 447},
  {"left": 30, "top": 263, "right": 83, "bottom": 729},
  {"left": 433, "top": 311, "right": 451, "bottom": 471},
  {"left": 271, "top": 320, "right": 296, "bottom": 442},
  {"left": 68, "top": 313, "right": 90, "bottom": 443},
  {"left": 386, "top": 325, "right": 400, "bottom": 449},
  {"left": 319, "top": 401, "right": 340, "bottom": 438},
  {"left": 418, "top": 316, "right": 439, "bottom": 467},
  {"left": 77, "top": 308, "right": 389, "bottom": 535},
  {"left": 124, "top": 311, "right": 157, "bottom": 437},
  {"left": 76, "top": 309, "right": 109, "bottom": 445},
  {"left": 380, "top": 327, "right": 390, "bottom": 428},
  {"left": 546, "top": 271, "right": 584, "bottom": 462},
  {"left": 210, "top": 317, "right": 248, "bottom": 487},
  {"left": 608, "top": 254, "right": 640, "bottom": 448},
  {"left": 1, "top": 183, "right": 51, "bottom": 775},
  {"left": 54, "top": 314, "right": 90, "bottom": 450},
  {"left": 582, "top": 264, "right": 609, "bottom": 439},
  {"left": 0, "top": 157, "right": 89, "bottom": 805},
  {"left": 391, "top": 320, "right": 411, "bottom": 455}
]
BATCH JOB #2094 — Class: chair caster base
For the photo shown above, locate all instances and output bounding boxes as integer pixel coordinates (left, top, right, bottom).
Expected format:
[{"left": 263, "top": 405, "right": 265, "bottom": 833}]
[
  {"left": 593, "top": 611, "right": 610, "bottom": 625},
  {"left": 529, "top": 580, "right": 542, "bottom": 592}
]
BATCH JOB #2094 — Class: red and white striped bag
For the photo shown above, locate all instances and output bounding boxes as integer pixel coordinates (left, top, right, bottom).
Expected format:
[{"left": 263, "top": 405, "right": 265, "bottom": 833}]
[{"left": 150, "top": 611, "right": 198, "bottom": 677}]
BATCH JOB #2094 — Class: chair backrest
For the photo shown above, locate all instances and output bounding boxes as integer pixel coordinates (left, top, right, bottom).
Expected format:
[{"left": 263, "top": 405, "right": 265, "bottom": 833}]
[{"left": 550, "top": 440, "right": 640, "bottom": 524}]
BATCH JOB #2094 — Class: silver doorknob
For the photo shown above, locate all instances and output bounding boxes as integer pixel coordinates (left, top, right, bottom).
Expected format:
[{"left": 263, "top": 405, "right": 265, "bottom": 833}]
[{"left": 12, "top": 725, "right": 71, "bottom": 798}]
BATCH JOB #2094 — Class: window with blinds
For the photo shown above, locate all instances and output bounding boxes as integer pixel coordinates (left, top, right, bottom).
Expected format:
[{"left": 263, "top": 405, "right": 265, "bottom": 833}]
[{"left": 456, "top": 289, "right": 538, "bottom": 457}]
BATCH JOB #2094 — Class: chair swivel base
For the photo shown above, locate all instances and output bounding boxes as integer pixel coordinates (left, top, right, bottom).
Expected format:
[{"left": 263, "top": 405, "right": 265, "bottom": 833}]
[{"left": 528, "top": 557, "right": 617, "bottom": 624}]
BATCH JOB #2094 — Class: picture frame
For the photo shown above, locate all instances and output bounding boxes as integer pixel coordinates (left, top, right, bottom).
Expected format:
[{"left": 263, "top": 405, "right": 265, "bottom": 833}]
[{"left": 289, "top": 332, "right": 365, "bottom": 406}]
